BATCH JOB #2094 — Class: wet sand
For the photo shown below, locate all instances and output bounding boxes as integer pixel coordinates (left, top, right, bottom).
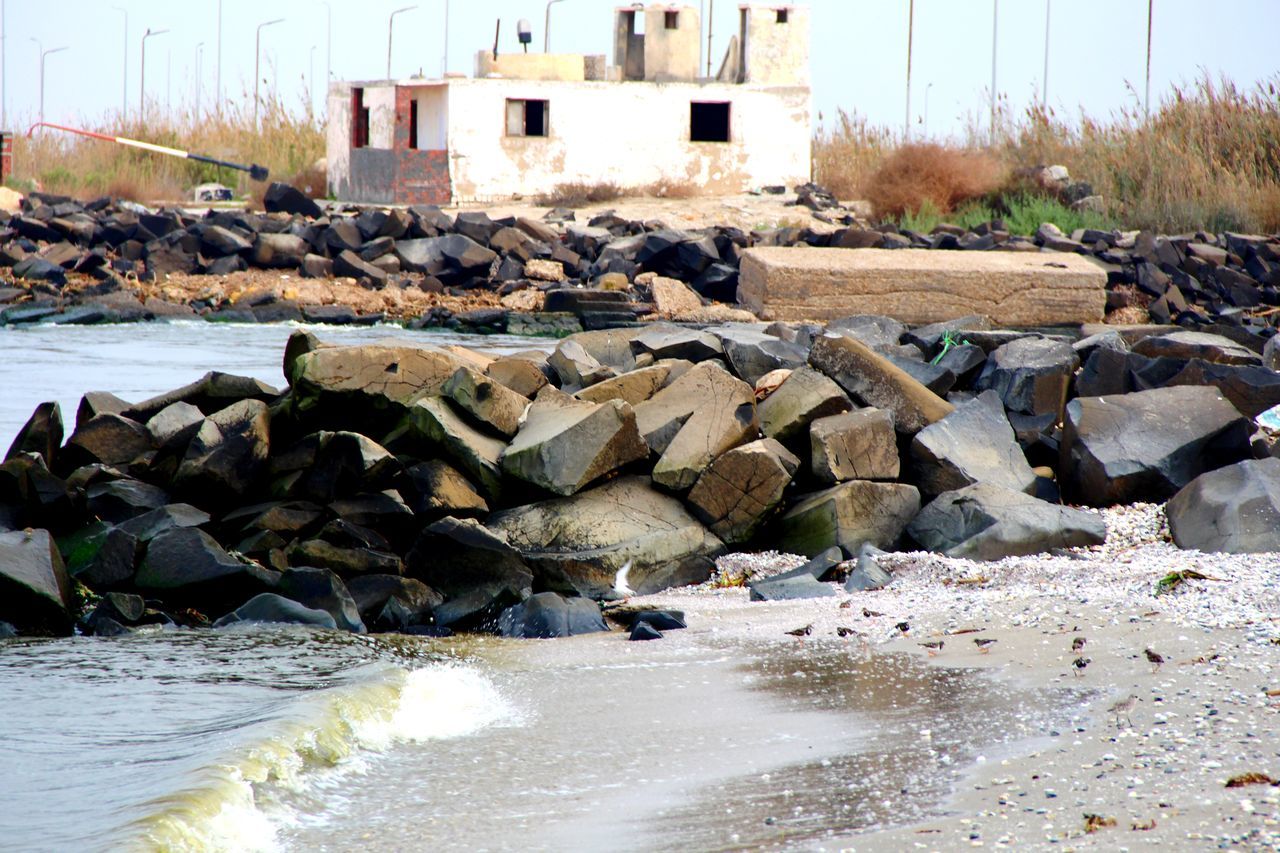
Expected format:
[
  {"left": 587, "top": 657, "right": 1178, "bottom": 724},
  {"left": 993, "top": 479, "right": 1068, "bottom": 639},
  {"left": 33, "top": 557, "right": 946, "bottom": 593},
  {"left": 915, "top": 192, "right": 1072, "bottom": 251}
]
[{"left": 633, "top": 503, "right": 1280, "bottom": 850}]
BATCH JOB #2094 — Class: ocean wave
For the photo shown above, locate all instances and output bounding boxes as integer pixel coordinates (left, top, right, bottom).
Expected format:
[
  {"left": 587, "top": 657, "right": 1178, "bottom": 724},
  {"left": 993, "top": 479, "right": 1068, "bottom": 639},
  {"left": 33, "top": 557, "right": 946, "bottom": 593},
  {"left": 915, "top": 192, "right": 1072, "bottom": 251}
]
[{"left": 125, "top": 663, "right": 516, "bottom": 852}]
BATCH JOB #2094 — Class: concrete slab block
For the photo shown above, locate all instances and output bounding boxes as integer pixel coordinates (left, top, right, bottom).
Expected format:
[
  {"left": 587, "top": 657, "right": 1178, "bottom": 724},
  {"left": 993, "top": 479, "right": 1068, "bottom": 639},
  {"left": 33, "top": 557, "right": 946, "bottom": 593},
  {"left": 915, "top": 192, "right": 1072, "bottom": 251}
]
[{"left": 738, "top": 247, "right": 1107, "bottom": 326}]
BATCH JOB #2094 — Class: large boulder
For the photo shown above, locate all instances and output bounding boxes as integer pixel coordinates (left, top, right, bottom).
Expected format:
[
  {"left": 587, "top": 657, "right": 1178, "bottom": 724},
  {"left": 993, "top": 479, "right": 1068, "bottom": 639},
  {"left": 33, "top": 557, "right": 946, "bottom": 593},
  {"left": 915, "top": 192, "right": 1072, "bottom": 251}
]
[
  {"left": 907, "top": 482, "right": 1106, "bottom": 560},
  {"left": 134, "top": 527, "right": 277, "bottom": 611},
  {"left": 60, "top": 413, "right": 154, "bottom": 472},
  {"left": 574, "top": 363, "right": 678, "bottom": 406},
  {"left": 776, "top": 481, "right": 921, "bottom": 557},
  {"left": 1131, "top": 330, "right": 1261, "bottom": 365},
  {"left": 711, "top": 327, "right": 808, "bottom": 386},
  {"left": 173, "top": 400, "right": 271, "bottom": 504},
  {"left": 1061, "top": 386, "right": 1251, "bottom": 506},
  {"left": 973, "top": 336, "right": 1079, "bottom": 418},
  {"left": 407, "top": 396, "right": 507, "bottom": 500},
  {"left": 121, "top": 371, "right": 279, "bottom": 422},
  {"left": 633, "top": 361, "right": 757, "bottom": 491},
  {"left": 686, "top": 438, "right": 799, "bottom": 544},
  {"left": 402, "top": 460, "right": 488, "bottom": 517},
  {"left": 276, "top": 567, "right": 366, "bottom": 633},
  {"left": 910, "top": 390, "right": 1037, "bottom": 497},
  {"left": 405, "top": 516, "right": 533, "bottom": 631},
  {"left": 5, "top": 401, "right": 63, "bottom": 466},
  {"left": 288, "top": 343, "right": 467, "bottom": 418},
  {"left": 1167, "top": 458, "right": 1280, "bottom": 553},
  {"left": 808, "top": 333, "right": 953, "bottom": 434},
  {"left": 497, "top": 592, "right": 609, "bottom": 639},
  {"left": 442, "top": 366, "right": 530, "bottom": 438},
  {"left": 292, "top": 431, "right": 399, "bottom": 503},
  {"left": 0, "top": 529, "right": 74, "bottom": 635},
  {"left": 487, "top": 475, "right": 724, "bottom": 597},
  {"left": 501, "top": 396, "right": 648, "bottom": 496},
  {"left": 215, "top": 593, "right": 338, "bottom": 630},
  {"left": 809, "top": 408, "right": 899, "bottom": 483},
  {"left": 757, "top": 366, "right": 853, "bottom": 444},
  {"left": 345, "top": 574, "right": 443, "bottom": 631}
]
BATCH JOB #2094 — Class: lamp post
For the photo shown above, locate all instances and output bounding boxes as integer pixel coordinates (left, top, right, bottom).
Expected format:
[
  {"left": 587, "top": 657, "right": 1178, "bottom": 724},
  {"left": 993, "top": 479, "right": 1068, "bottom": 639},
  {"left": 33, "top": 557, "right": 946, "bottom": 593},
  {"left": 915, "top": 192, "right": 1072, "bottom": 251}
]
[
  {"left": 544, "top": 0, "right": 565, "bottom": 53},
  {"left": 141, "top": 27, "right": 168, "bottom": 119},
  {"left": 195, "top": 42, "right": 205, "bottom": 121},
  {"left": 255, "top": 17, "right": 284, "bottom": 129},
  {"left": 387, "top": 6, "right": 416, "bottom": 79},
  {"left": 32, "top": 40, "right": 69, "bottom": 127},
  {"left": 112, "top": 6, "right": 127, "bottom": 120}
]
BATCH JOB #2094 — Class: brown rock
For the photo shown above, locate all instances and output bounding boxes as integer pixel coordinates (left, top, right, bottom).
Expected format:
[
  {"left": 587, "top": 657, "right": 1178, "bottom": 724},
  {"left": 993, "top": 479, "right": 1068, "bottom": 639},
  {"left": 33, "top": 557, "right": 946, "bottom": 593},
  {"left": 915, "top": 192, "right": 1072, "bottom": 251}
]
[
  {"left": 687, "top": 438, "right": 800, "bottom": 544},
  {"left": 486, "top": 355, "right": 550, "bottom": 398},
  {"left": 810, "top": 408, "right": 899, "bottom": 483},
  {"left": 808, "top": 334, "right": 953, "bottom": 434},
  {"left": 502, "top": 396, "right": 649, "bottom": 496},
  {"left": 443, "top": 366, "right": 530, "bottom": 438},
  {"left": 777, "top": 480, "right": 921, "bottom": 557}
]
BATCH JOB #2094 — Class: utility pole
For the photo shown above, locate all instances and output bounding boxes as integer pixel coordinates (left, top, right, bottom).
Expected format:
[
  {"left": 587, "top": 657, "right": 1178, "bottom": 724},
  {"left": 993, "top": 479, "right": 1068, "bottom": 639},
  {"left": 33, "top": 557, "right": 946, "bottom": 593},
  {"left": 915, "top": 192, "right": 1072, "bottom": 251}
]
[
  {"left": 1042, "top": 0, "right": 1051, "bottom": 109},
  {"left": 141, "top": 27, "right": 169, "bottom": 119},
  {"left": 544, "top": 0, "right": 565, "bottom": 53},
  {"left": 255, "top": 17, "right": 284, "bottom": 129},
  {"left": 112, "top": 7, "right": 127, "bottom": 120},
  {"left": 990, "top": 0, "right": 999, "bottom": 143},
  {"left": 1145, "top": 0, "right": 1153, "bottom": 116},
  {"left": 905, "top": 0, "right": 914, "bottom": 141}
]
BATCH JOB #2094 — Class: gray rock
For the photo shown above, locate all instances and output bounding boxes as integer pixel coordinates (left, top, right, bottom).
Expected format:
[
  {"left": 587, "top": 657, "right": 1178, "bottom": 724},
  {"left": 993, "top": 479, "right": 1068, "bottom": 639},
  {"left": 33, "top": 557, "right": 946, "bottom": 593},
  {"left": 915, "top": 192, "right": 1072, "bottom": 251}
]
[
  {"left": 498, "top": 592, "right": 609, "bottom": 638},
  {"left": 135, "top": 527, "right": 277, "bottom": 611},
  {"left": 809, "top": 333, "right": 953, "bottom": 434},
  {"left": 1061, "top": 385, "right": 1251, "bottom": 506},
  {"left": 403, "top": 460, "right": 488, "bottom": 517},
  {"left": 810, "top": 408, "right": 899, "bottom": 483},
  {"left": 844, "top": 542, "right": 892, "bottom": 591},
  {"left": 173, "top": 400, "right": 271, "bottom": 505},
  {"left": 748, "top": 573, "right": 837, "bottom": 601},
  {"left": 631, "top": 326, "right": 724, "bottom": 363},
  {"left": 277, "top": 567, "right": 366, "bottom": 633},
  {"left": 85, "top": 479, "right": 170, "bottom": 523},
  {"left": 61, "top": 413, "right": 154, "bottom": 471},
  {"left": 215, "top": 593, "right": 338, "bottom": 630},
  {"left": 629, "top": 622, "right": 663, "bottom": 640},
  {"left": 758, "top": 366, "right": 853, "bottom": 444},
  {"left": 1167, "top": 458, "right": 1280, "bottom": 553},
  {"left": 145, "top": 402, "right": 205, "bottom": 448},
  {"left": 1132, "top": 330, "right": 1260, "bottom": 365},
  {"left": 711, "top": 327, "right": 809, "bottom": 385},
  {"left": 0, "top": 529, "right": 73, "bottom": 636},
  {"left": 345, "top": 574, "right": 443, "bottom": 630},
  {"left": 777, "top": 480, "right": 921, "bottom": 557},
  {"left": 407, "top": 396, "right": 507, "bottom": 501},
  {"left": 974, "top": 336, "right": 1079, "bottom": 417},
  {"left": 828, "top": 314, "right": 908, "bottom": 350},
  {"left": 502, "top": 396, "right": 648, "bottom": 496},
  {"left": 548, "top": 339, "right": 616, "bottom": 389},
  {"left": 405, "top": 516, "right": 533, "bottom": 629},
  {"left": 907, "top": 482, "right": 1106, "bottom": 560},
  {"left": 910, "top": 390, "right": 1037, "bottom": 497},
  {"left": 5, "top": 401, "right": 63, "bottom": 466},
  {"left": 251, "top": 232, "right": 309, "bottom": 268},
  {"left": 443, "top": 366, "right": 530, "bottom": 438},
  {"left": 686, "top": 438, "right": 799, "bottom": 544}
]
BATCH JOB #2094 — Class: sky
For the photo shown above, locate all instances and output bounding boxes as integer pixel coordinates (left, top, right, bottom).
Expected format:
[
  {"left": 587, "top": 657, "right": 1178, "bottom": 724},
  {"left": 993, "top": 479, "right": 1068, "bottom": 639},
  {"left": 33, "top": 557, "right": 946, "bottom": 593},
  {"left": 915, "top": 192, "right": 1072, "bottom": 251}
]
[{"left": 1, "top": 0, "right": 1277, "bottom": 140}]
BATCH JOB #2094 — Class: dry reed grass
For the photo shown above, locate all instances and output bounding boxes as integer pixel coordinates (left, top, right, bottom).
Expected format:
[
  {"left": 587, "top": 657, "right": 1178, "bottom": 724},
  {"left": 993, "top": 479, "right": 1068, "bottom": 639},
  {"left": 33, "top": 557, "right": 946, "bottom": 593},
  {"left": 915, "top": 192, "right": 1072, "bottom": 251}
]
[
  {"left": 862, "top": 143, "right": 1004, "bottom": 220},
  {"left": 532, "top": 181, "right": 626, "bottom": 208}
]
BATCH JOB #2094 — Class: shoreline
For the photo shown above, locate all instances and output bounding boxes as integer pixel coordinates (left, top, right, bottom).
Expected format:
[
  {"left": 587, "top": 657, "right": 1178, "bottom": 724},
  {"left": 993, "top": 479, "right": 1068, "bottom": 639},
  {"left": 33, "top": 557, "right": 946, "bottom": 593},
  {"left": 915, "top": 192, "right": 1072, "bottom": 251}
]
[{"left": 629, "top": 503, "right": 1280, "bottom": 849}]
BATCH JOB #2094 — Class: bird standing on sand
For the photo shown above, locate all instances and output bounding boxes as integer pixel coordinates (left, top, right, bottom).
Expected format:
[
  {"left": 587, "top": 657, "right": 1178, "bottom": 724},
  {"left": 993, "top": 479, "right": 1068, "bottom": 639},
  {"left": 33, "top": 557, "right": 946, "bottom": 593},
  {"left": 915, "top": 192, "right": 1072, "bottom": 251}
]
[
  {"left": 974, "top": 638, "right": 997, "bottom": 654},
  {"left": 895, "top": 621, "right": 910, "bottom": 634},
  {"left": 1072, "top": 656, "right": 1091, "bottom": 676},
  {"left": 613, "top": 560, "right": 635, "bottom": 598},
  {"left": 1144, "top": 648, "right": 1165, "bottom": 672},
  {"left": 1072, "top": 637, "right": 1086, "bottom": 653},
  {"left": 919, "top": 640, "right": 944, "bottom": 656},
  {"left": 786, "top": 624, "right": 813, "bottom": 638},
  {"left": 836, "top": 626, "right": 858, "bottom": 638},
  {"left": 863, "top": 608, "right": 884, "bottom": 618},
  {"left": 1108, "top": 694, "right": 1138, "bottom": 728}
]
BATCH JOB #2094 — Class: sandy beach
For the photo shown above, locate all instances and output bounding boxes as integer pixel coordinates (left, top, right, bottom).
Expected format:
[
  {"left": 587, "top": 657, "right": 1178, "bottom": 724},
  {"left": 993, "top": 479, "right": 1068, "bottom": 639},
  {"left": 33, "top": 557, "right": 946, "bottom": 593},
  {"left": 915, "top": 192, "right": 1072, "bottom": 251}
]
[{"left": 630, "top": 503, "right": 1280, "bottom": 850}]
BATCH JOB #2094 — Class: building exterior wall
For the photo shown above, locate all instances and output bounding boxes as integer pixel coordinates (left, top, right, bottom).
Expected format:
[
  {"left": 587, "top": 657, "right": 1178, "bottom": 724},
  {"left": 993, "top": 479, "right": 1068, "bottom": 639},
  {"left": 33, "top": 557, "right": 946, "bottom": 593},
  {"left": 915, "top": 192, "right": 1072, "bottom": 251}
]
[
  {"left": 326, "top": 83, "right": 354, "bottom": 199},
  {"left": 476, "top": 52, "right": 586, "bottom": 81},
  {"left": 739, "top": 4, "right": 810, "bottom": 86},
  {"left": 642, "top": 5, "right": 701, "bottom": 82},
  {"left": 445, "top": 79, "right": 809, "bottom": 203}
]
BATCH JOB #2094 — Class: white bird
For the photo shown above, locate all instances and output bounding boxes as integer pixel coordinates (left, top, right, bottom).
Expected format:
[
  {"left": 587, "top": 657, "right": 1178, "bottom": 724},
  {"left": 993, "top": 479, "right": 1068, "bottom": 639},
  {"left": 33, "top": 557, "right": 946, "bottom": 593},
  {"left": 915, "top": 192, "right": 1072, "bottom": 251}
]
[{"left": 614, "top": 559, "right": 635, "bottom": 598}]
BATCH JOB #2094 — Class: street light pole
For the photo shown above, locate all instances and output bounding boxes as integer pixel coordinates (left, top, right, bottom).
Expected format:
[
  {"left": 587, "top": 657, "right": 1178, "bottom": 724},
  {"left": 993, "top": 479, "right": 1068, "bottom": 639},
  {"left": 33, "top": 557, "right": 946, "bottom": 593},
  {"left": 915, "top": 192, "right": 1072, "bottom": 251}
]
[
  {"left": 112, "top": 6, "right": 127, "bottom": 120},
  {"left": 141, "top": 27, "right": 169, "bottom": 119},
  {"left": 255, "top": 17, "right": 284, "bottom": 129},
  {"left": 387, "top": 6, "right": 417, "bottom": 80},
  {"left": 544, "top": 0, "right": 566, "bottom": 53},
  {"left": 33, "top": 41, "right": 69, "bottom": 127},
  {"left": 905, "top": 0, "right": 914, "bottom": 141}
]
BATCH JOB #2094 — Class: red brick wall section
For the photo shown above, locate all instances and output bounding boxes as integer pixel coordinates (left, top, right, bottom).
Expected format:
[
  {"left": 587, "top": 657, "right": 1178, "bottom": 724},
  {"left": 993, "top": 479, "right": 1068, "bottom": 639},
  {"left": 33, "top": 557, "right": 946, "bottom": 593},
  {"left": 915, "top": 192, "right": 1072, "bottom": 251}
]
[
  {"left": 393, "top": 86, "right": 450, "bottom": 205},
  {"left": 0, "top": 133, "right": 12, "bottom": 185}
]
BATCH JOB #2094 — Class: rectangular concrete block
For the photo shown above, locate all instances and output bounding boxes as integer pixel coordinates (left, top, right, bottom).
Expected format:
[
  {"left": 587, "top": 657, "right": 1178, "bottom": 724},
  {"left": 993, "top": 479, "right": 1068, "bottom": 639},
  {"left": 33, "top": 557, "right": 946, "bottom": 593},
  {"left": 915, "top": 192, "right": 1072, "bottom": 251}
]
[{"left": 738, "top": 247, "right": 1107, "bottom": 326}]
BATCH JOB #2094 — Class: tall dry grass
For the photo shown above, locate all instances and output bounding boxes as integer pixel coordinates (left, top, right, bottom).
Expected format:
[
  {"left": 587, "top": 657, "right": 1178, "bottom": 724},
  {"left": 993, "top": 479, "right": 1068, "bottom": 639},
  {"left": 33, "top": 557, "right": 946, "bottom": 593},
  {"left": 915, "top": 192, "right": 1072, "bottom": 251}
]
[
  {"left": 815, "top": 75, "right": 1280, "bottom": 233},
  {"left": 8, "top": 86, "right": 325, "bottom": 203}
]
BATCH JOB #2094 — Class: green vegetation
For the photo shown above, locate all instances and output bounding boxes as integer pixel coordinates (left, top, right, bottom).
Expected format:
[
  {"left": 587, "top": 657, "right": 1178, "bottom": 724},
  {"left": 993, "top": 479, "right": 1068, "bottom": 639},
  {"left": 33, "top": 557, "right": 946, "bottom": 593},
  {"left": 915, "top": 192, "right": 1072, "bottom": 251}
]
[{"left": 900, "top": 193, "right": 1115, "bottom": 237}]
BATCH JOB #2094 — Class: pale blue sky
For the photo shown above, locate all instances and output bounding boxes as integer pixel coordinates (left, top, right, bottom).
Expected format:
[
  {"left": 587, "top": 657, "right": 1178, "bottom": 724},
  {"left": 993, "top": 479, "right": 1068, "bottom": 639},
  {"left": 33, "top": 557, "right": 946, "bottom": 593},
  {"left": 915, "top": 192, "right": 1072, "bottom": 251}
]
[{"left": 2, "top": 0, "right": 1277, "bottom": 139}]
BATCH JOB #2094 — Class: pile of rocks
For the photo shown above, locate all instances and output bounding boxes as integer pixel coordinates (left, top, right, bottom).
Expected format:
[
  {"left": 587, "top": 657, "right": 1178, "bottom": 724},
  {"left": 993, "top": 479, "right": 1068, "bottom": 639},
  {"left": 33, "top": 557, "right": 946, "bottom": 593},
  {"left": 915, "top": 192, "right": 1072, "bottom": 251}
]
[
  {"left": 1, "top": 183, "right": 1277, "bottom": 337},
  {"left": 5, "top": 313, "right": 1280, "bottom": 640}
]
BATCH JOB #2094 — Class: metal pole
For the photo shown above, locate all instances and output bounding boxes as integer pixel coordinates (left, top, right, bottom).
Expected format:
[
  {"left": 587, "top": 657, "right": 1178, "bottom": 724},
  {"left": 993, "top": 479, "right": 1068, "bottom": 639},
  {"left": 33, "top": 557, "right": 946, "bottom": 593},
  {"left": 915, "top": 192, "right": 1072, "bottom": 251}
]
[
  {"left": 195, "top": 43, "right": 204, "bottom": 122},
  {"left": 255, "top": 18, "right": 284, "bottom": 130},
  {"left": 141, "top": 28, "right": 169, "bottom": 120},
  {"left": 1042, "top": 0, "right": 1051, "bottom": 109},
  {"left": 112, "top": 7, "right": 127, "bottom": 120},
  {"left": 544, "top": 0, "right": 565, "bottom": 53},
  {"left": 990, "top": 0, "right": 999, "bottom": 143},
  {"left": 36, "top": 44, "right": 68, "bottom": 127},
  {"left": 905, "top": 0, "right": 914, "bottom": 141},
  {"left": 1145, "top": 0, "right": 1153, "bottom": 116},
  {"left": 387, "top": 6, "right": 416, "bottom": 80},
  {"left": 707, "top": 0, "right": 714, "bottom": 78}
]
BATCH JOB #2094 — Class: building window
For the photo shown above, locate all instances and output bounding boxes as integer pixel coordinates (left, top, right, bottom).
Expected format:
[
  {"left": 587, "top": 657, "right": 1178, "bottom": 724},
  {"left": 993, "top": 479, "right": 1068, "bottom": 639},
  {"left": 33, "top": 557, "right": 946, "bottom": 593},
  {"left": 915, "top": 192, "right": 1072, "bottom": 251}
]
[
  {"left": 352, "top": 87, "right": 369, "bottom": 148},
  {"left": 506, "top": 99, "right": 549, "bottom": 137},
  {"left": 408, "top": 98, "right": 419, "bottom": 149},
  {"left": 690, "top": 102, "right": 731, "bottom": 142},
  {"left": 665, "top": 10, "right": 679, "bottom": 29},
  {"left": 776, "top": 8, "right": 789, "bottom": 23}
]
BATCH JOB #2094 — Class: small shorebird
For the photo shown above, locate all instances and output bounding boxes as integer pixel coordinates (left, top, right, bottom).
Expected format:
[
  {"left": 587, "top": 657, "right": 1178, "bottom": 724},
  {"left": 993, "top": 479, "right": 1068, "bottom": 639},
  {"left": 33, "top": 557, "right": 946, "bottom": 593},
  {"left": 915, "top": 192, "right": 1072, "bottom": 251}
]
[
  {"left": 895, "top": 621, "right": 910, "bottom": 635},
  {"left": 839, "top": 599, "right": 854, "bottom": 609},
  {"left": 1144, "top": 648, "right": 1165, "bottom": 672},
  {"left": 1108, "top": 694, "right": 1139, "bottom": 728},
  {"left": 785, "top": 624, "right": 813, "bottom": 638},
  {"left": 863, "top": 608, "right": 884, "bottom": 618},
  {"left": 836, "top": 626, "right": 858, "bottom": 638},
  {"left": 1072, "top": 656, "right": 1091, "bottom": 676},
  {"left": 919, "top": 640, "right": 944, "bottom": 656},
  {"left": 974, "top": 638, "right": 997, "bottom": 654},
  {"left": 1072, "top": 637, "right": 1087, "bottom": 653},
  {"left": 613, "top": 560, "right": 635, "bottom": 598}
]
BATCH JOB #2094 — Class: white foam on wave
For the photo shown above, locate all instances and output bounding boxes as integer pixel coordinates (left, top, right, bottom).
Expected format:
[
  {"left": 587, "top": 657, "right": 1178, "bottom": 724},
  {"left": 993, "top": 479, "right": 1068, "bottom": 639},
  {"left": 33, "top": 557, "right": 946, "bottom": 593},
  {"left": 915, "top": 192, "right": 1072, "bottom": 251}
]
[{"left": 127, "top": 663, "right": 517, "bottom": 852}]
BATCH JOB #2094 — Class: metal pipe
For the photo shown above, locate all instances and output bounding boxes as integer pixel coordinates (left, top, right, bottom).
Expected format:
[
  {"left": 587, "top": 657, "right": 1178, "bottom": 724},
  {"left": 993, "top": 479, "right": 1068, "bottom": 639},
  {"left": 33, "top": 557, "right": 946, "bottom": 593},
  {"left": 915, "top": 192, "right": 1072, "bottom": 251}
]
[
  {"left": 544, "top": 0, "right": 565, "bottom": 53},
  {"left": 112, "top": 6, "right": 127, "bottom": 120},
  {"left": 141, "top": 27, "right": 168, "bottom": 119},
  {"left": 388, "top": 6, "right": 417, "bottom": 79},
  {"left": 27, "top": 121, "right": 270, "bottom": 181},
  {"left": 905, "top": 0, "right": 914, "bottom": 140},
  {"left": 255, "top": 18, "right": 284, "bottom": 129}
]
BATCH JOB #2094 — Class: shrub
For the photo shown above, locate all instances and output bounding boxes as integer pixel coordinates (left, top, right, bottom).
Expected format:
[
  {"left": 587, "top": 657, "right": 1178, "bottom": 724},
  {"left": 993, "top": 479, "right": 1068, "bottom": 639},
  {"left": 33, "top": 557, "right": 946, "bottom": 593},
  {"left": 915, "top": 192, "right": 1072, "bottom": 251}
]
[
  {"left": 862, "top": 143, "right": 1004, "bottom": 220},
  {"left": 533, "top": 181, "right": 625, "bottom": 208}
]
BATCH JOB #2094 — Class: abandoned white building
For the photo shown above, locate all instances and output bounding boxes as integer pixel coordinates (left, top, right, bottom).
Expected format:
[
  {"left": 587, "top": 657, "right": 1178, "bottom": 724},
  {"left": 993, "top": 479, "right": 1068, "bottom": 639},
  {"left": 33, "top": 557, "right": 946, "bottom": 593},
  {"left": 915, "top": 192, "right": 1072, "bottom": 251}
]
[{"left": 326, "top": 4, "right": 811, "bottom": 205}]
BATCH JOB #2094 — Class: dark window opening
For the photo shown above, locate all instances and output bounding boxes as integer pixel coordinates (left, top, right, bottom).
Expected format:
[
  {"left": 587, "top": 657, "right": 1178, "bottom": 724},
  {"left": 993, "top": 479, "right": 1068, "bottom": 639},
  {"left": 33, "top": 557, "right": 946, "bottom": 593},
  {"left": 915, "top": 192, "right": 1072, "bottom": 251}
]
[
  {"left": 776, "top": 8, "right": 789, "bottom": 23},
  {"left": 665, "top": 11, "right": 679, "bottom": 29},
  {"left": 690, "top": 101, "right": 731, "bottom": 143},
  {"left": 506, "top": 99, "right": 549, "bottom": 137},
  {"left": 352, "top": 87, "right": 369, "bottom": 148},
  {"left": 408, "top": 98, "right": 419, "bottom": 149}
]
